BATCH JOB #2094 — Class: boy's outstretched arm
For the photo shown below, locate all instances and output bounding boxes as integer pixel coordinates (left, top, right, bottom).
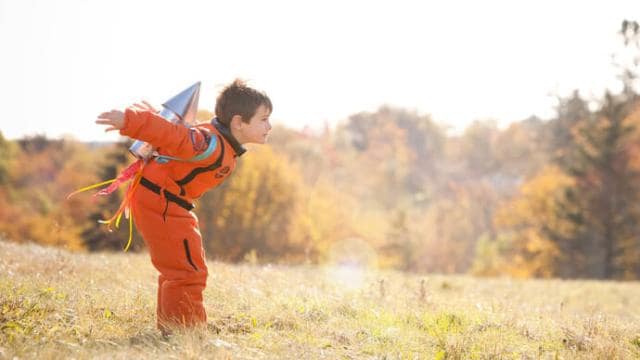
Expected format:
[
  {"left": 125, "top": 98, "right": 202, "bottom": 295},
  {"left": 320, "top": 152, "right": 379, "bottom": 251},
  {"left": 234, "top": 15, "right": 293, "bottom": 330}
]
[{"left": 96, "top": 103, "right": 212, "bottom": 160}]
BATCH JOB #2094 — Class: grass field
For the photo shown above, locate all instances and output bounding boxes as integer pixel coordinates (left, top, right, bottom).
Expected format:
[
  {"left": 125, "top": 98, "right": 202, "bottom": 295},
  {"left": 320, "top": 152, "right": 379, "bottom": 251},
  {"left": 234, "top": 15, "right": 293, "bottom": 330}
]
[{"left": 1, "top": 239, "right": 639, "bottom": 359}]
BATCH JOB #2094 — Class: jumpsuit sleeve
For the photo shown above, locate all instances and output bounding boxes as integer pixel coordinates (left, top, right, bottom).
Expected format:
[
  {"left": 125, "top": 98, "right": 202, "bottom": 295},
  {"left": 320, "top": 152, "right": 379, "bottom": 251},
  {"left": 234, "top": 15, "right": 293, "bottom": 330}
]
[{"left": 119, "top": 107, "right": 213, "bottom": 159}]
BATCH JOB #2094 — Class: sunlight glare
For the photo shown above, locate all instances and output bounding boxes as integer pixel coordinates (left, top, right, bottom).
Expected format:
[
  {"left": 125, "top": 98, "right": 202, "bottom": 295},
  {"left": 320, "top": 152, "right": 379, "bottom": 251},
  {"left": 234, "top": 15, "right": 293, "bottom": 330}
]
[
  {"left": 327, "top": 263, "right": 366, "bottom": 291},
  {"left": 324, "top": 237, "right": 377, "bottom": 291}
]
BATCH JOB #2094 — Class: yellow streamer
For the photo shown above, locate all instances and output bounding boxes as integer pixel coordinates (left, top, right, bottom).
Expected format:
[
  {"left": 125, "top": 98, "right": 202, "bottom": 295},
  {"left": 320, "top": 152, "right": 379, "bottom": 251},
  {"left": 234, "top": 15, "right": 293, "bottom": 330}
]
[
  {"left": 66, "top": 179, "right": 116, "bottom": 199},
  {"left": 124, "top": 208, "right": 134, "bottom": 252},
  {"left": 115, "top": 211, "right": 123, "bottom": 229},
  {"left": 68, "top": 161, "right": 146, "bottom": 252}
]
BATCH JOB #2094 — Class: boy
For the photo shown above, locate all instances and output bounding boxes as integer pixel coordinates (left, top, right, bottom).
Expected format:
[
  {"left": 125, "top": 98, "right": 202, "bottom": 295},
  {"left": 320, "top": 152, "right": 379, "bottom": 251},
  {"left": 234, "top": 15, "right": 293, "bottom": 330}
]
[{"left": 95, "top": 79, "right": 272, "bottom": 333}]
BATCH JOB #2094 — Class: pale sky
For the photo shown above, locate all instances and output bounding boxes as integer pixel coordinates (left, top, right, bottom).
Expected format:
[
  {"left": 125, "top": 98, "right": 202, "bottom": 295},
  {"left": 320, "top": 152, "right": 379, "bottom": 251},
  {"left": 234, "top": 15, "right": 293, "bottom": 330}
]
[{"left": 0, "top": 0, "right": 638, "bottom": 141}]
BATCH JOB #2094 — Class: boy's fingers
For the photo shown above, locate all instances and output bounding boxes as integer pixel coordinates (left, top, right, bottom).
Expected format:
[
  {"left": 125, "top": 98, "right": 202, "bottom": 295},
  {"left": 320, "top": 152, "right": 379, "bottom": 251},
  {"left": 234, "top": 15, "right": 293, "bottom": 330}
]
[
  {"left": 133, "top": 102, "right": 155, "bottom": 112},
  {"left": 141, "top": 100, "right": 158, "bottom": 112},
  {"left": 131, "top": 100, "right": 158, "bottom": 112},
  {"left": 97, "top": 110, "right": 119, "bottom": 118}
]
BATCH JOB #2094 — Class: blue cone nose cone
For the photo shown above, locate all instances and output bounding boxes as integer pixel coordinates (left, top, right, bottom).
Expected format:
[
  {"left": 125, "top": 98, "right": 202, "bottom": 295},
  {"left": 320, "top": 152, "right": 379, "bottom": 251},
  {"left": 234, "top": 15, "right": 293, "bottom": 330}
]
[{"left": 162, "top": 82, "right": 201, "bottom": 125}]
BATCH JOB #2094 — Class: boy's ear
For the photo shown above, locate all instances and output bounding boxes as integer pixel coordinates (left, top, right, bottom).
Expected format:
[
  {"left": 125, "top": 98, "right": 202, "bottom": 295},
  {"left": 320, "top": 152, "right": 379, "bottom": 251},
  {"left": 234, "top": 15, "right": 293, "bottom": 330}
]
[{"left": 230, "top": 115, "right": 244, "bottom": 130}]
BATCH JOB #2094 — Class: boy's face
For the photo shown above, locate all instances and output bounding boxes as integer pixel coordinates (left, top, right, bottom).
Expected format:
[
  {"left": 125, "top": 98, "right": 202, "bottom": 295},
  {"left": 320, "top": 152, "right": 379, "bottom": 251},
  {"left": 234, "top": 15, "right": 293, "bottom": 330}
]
[{"left": 234, "top": 104, "right": 272, "bottom": 144}]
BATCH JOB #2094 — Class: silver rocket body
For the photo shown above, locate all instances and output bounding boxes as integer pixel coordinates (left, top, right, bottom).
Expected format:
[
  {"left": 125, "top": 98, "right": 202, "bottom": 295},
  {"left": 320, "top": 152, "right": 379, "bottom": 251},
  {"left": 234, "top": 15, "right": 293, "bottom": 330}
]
[{"left": 128, "top": 82, "right": 201, "bottom": 160}]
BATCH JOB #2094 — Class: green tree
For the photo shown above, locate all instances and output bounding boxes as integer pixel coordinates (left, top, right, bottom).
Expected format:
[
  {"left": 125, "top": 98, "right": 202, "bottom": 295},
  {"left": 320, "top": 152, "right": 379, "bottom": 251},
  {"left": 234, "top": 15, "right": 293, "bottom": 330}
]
[
  {"left": 548, "top": 90, "right": 591, "bottom": 166},
  {"left": 560, "top": 93, "right": 639, "bottom": 278},
  {"left": 551, "top": 21, "right": 640, "bottom": 278}
]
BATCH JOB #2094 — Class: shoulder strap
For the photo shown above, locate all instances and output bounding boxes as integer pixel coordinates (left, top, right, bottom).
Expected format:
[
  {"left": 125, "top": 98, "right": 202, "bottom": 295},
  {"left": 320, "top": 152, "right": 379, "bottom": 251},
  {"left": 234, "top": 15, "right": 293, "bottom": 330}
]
[{"left": 154, "top": 134, "right": 218, "bottom": 164}]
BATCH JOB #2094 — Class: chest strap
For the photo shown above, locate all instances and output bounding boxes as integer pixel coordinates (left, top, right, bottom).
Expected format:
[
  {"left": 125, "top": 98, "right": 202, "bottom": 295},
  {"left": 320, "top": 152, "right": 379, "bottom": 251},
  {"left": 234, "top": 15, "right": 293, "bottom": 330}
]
[{"left": 140, "top": 177, "right": 194, "bottom": 211}]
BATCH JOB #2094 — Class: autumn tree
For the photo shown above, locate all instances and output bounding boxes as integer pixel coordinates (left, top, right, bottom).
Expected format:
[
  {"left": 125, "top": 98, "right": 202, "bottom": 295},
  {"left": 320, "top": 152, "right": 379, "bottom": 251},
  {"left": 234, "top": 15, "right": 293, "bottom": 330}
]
[
  {"left": 336, "top": 106, "right": 445, "bottom": 207},
  {"left": 0, "top": 136, "right": 95, "bottom": 250},
  {"left": 490, "top": 166, "right": 576, "bottom": 277},
  {"left": 197, "top": 145, "right": 305, "bottom": 263},
  {"left": 490, "top": 20, "right": 640, "bottom": 279},
  {"left": 0, "top": 131, "right": 15, "bottom": 186},
  {"left": 494, "top": 116, "right": 549, "bottom": 179}
]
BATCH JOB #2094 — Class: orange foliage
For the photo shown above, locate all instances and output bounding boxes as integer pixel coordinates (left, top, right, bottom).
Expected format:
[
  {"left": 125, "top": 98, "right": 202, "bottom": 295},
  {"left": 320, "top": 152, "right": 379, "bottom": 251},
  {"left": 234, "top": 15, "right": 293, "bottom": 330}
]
[{"left": 494, "top": 166, "right": 575, "bottom": 278}]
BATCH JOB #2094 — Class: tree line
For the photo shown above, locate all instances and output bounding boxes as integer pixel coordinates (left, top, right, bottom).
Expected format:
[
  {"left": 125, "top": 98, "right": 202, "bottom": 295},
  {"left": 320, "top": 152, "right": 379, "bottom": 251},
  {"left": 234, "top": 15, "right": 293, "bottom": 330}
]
[{"left": 0, "top": 20, "right": 638, "bottom": 279}]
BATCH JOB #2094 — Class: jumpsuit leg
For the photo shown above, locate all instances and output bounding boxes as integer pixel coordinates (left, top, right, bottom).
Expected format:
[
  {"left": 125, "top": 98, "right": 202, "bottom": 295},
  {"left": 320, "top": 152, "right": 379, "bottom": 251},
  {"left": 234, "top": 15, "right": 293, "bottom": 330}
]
[
  {"left": 133, "top": 191, "right": 209, "bottom": 330},
  {"left": 155, "top": 228, "right": 208, "bottom": 328}
]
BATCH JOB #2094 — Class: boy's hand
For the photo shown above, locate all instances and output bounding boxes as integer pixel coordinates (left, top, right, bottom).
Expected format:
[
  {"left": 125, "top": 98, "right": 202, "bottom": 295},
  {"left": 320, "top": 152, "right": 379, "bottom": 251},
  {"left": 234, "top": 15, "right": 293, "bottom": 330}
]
[
  {"left": 95, "top": 101, "right": 157, "bottom": 132},
  {"left": 96, "top": 110, "right": 125, "bottom": 132}
]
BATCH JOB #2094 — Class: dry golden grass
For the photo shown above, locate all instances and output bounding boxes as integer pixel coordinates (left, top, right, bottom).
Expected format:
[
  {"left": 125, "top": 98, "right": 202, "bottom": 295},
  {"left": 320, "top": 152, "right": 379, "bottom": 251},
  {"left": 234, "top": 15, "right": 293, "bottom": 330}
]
[{"left": 1, "top": 239, "right": 639, "bottom": 359}]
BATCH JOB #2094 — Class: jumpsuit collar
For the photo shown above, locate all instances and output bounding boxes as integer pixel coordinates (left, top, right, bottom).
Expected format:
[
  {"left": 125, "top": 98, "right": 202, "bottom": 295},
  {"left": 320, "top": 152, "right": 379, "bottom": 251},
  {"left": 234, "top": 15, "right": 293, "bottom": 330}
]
[{"left": 212, "top": 118, "right": 247, "bottom": 157}]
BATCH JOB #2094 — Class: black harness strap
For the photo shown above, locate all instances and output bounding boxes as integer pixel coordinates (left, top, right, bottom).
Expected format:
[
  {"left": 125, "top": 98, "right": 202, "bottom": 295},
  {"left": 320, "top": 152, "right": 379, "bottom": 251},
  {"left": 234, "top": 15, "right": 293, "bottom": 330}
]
[
  {"left": 175, "top": 134, "right": 225, "bottom": 196},
  {"left": 139, "top": 177, "right": 194, "bottom": 211}
]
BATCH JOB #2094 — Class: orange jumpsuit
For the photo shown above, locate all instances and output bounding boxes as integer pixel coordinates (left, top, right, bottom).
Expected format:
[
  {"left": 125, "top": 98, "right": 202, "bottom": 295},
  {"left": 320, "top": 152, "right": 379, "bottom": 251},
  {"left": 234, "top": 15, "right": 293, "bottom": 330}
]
[{"left": 120, "top": 107, "right": 245, "bottom": 330}]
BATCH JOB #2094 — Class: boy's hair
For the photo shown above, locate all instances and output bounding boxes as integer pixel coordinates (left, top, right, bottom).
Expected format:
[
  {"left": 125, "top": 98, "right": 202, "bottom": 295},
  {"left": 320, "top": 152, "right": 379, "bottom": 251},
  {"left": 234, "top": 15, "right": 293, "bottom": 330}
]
[{"left": 215, "top": 79, "right": 272, "bottom": 126}]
